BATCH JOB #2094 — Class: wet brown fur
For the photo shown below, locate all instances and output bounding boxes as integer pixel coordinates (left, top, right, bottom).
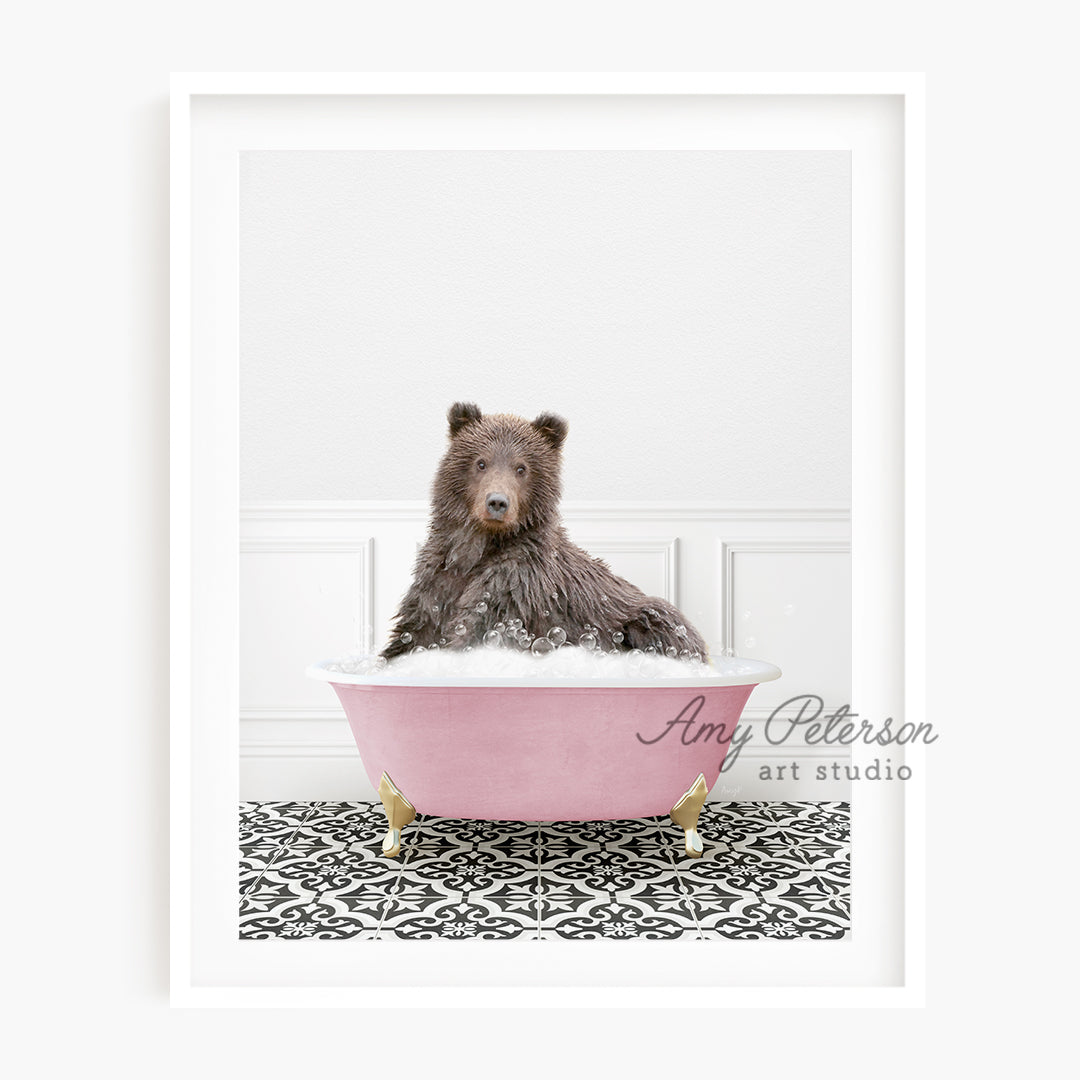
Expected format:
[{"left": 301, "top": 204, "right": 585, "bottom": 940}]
[{"left": 381, "top": 402, "right": 709, "bottom": 662}]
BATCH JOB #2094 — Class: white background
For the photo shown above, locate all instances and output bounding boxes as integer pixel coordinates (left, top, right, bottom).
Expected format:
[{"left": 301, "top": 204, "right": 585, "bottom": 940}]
[
  {"left": 3, "top": 1, "right": 1074, "bottom": 1076},
  {"left": 240, "top": 148, "right": 850, "bottom": 502}
]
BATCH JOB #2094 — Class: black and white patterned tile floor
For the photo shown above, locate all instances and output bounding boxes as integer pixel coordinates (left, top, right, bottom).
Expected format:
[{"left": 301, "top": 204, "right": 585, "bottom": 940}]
[{"left": 240, "top": 801, "right": 850, "bottom": 941}]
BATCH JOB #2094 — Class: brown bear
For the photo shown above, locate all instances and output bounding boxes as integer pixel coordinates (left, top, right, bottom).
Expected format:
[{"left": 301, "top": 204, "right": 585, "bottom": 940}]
[{"left": 380, "top": 402, "right": 709, "bottom": 662}]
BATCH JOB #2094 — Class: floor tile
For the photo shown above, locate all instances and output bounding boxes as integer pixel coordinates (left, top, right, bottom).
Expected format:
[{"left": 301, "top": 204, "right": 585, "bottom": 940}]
[
  {"left": 371, "top": 815, "right": 541, "bottom": 940},
  {"left": 762, "top": 869, "right": 851, "bottom": 923},
  {"left": 377, "top": 871, "right": 540, "bottom": 940},
  {"left": 699, "top": 897, "right": 849, "bottom": 940},
  {"left": 259, "top": 844, "right": 401, "bottom": 897},
  {"left": 544, "top": 889, "right": 698, "bottom": 940},
  {"left": 237, "top": 801, "right": 850, "bottom": 942},
  {"left": 239, "top": 890, "right": 379, "bottom": 939},
  {"left": 239, "top": 803, "right": 321, "bottom": 900}
]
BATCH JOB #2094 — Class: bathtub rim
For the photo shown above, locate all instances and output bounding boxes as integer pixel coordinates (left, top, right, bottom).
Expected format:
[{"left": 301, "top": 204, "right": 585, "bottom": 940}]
[{"left": 304, "top": 655, "right": 782, "bottom": 689}]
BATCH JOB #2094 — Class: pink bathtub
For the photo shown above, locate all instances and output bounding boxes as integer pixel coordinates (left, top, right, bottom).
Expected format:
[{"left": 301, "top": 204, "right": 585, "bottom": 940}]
[{"left": 306, "top": 656, "right": 781, "bottom": 857}]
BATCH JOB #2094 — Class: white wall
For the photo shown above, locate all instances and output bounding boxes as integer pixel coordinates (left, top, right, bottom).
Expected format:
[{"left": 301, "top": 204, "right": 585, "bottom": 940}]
[
  {"left": 239, "top": 149, "right": 850, "bottom": 502},
  {"left": 239, "top": 501, "right": 852, "bottom": 801}
]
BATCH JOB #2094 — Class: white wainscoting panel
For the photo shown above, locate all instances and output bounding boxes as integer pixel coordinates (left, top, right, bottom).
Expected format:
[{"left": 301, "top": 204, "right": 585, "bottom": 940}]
[
  {"left": 240, "top": 502, "right": 851, "bottom": 802},
  {"left": 239, "top": 537, "right": 373, "bottom": 719},
  {"left": 719, "top": 539, "right": 852, "bottom": 718},
  {"left": 568, "top": 535, "right": 678, "bottom": 605}
]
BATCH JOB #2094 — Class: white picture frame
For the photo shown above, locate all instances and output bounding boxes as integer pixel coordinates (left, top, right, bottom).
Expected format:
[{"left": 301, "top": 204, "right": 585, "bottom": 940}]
[{"left": 171, "top": 72, "right": 925, "bottom": 1007}]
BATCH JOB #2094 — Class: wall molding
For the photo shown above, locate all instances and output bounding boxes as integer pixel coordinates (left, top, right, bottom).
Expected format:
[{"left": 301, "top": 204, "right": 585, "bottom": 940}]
[
  {"left": 239, "top": 534, "right": 374, "bottom": 719},
  {"left": 718, "top": 536, "right": 852, "bottom": 654},
  {"left": 572, "top": 535, "right": 678, "bottom": 605},
  {"left": 240, "top": 500, "right": 851, "bottom": 801},
  {"left": 240, "top": 706, "right": 345, "bottom": 722}
]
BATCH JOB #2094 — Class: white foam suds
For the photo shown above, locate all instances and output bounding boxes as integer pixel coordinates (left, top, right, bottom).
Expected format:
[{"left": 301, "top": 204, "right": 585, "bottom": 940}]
[{"left": 321, "top": 644, "right": 764, "bottom": 681}]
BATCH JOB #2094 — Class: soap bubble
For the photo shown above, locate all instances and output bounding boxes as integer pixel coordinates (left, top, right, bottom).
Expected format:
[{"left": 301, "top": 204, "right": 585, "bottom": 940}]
[
  {"left": 430, "top": 643, "right": 440, "bottom": 651},
  {"left": 722, "top": 646, "right": 737, "bottom": 659},
  {"left": 690, "top": 652, "right": 702, "bottom": 663},
  {"left": 463, "top": 645, "right": 474, "bottom": 653},
  {"left": 531, "top": 637, "right": 554, "bottom": 656},
  {"left": 675, "top": 625, "right": 687, "bottom": 637},
  {"left": 482, "top": 591, "right": 492, "bottom": 600},
  {"left": 645, "top": 646, "right": 657, "bottom": 655},
  {"left": 542, "top": 610, "right": 550, "bottom": 617},
  {"left": 432, "top": 604, "right": 440, "bottom": 613},
  {"left": 475, "top": 602, "right": 488, "bottom": 614},
  {"left": 483, "top": 630, "right": 502, "bottom": 648},
  {"left": 411, "top": 645, "right": 427, "bottom": 654},
  {"left": 399, "top": 632, "right": 413, "bottom": 645},
  {"left": 439, "top": 637, "right": 447, "bottom": 646},
  {"left": 611, "top": 630, "right": 624, "bottom": 644},
  {"left": 579, "top": 632, "right": 597, "bottom": 651},
  {"left": 665, "top": 646, "right": 678, "bottom": 658},
  {"left": 680, "top": 650, "right": 690, "bottom": 660},
  {"left": 454, "top": 623, "right": 467, "bottom": 636},
  {"left": 494, "top": 622, "right": 506, "bottom": 634},
  {"left": 601, "top": 595, "right": 609, "bottom": 603},
  {"left": 547, "top": 627, "right": 567, "bottom": 647}
]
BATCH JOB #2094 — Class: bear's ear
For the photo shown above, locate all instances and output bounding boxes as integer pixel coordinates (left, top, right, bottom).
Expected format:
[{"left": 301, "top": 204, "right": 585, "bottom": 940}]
[
  {"left": 447, "top": 401, "right": 483, "bottom": 436},
  {"left": 532, "top": 411, "right": 568, "bottom": 451}
]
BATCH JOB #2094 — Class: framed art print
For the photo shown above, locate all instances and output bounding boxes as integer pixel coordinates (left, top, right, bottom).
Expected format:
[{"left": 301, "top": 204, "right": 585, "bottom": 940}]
[{"left": 171, "top": 73, "right": 925, "bottom": 1007}]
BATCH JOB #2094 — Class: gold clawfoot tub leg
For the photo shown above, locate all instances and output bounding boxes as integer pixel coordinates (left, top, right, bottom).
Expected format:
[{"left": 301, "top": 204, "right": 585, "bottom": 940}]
[
  {"left": 669, "top": 772, "right": 709, "bottom": 858},
  {"left": 377, "top": 771, "right": 416, "bottom": 858}
]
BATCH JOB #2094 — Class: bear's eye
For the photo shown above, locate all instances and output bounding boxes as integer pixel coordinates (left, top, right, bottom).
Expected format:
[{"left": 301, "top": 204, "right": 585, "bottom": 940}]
[
  {"left": 477, "top": 460, "right": 486, "bottom": 471},
  {"left": 516, "top": 464, "right": 527, "bottom": 476}
]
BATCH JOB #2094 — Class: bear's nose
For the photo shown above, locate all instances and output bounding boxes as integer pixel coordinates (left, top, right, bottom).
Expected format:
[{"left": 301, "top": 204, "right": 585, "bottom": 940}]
[{"left": 485, "top": 493, "right": 509, "bottom": 519}]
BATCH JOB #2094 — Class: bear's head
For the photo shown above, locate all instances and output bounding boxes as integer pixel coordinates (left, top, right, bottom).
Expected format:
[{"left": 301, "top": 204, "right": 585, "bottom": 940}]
[{"left": 431, "top": 402, "right": 569, "bottom": 535}]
